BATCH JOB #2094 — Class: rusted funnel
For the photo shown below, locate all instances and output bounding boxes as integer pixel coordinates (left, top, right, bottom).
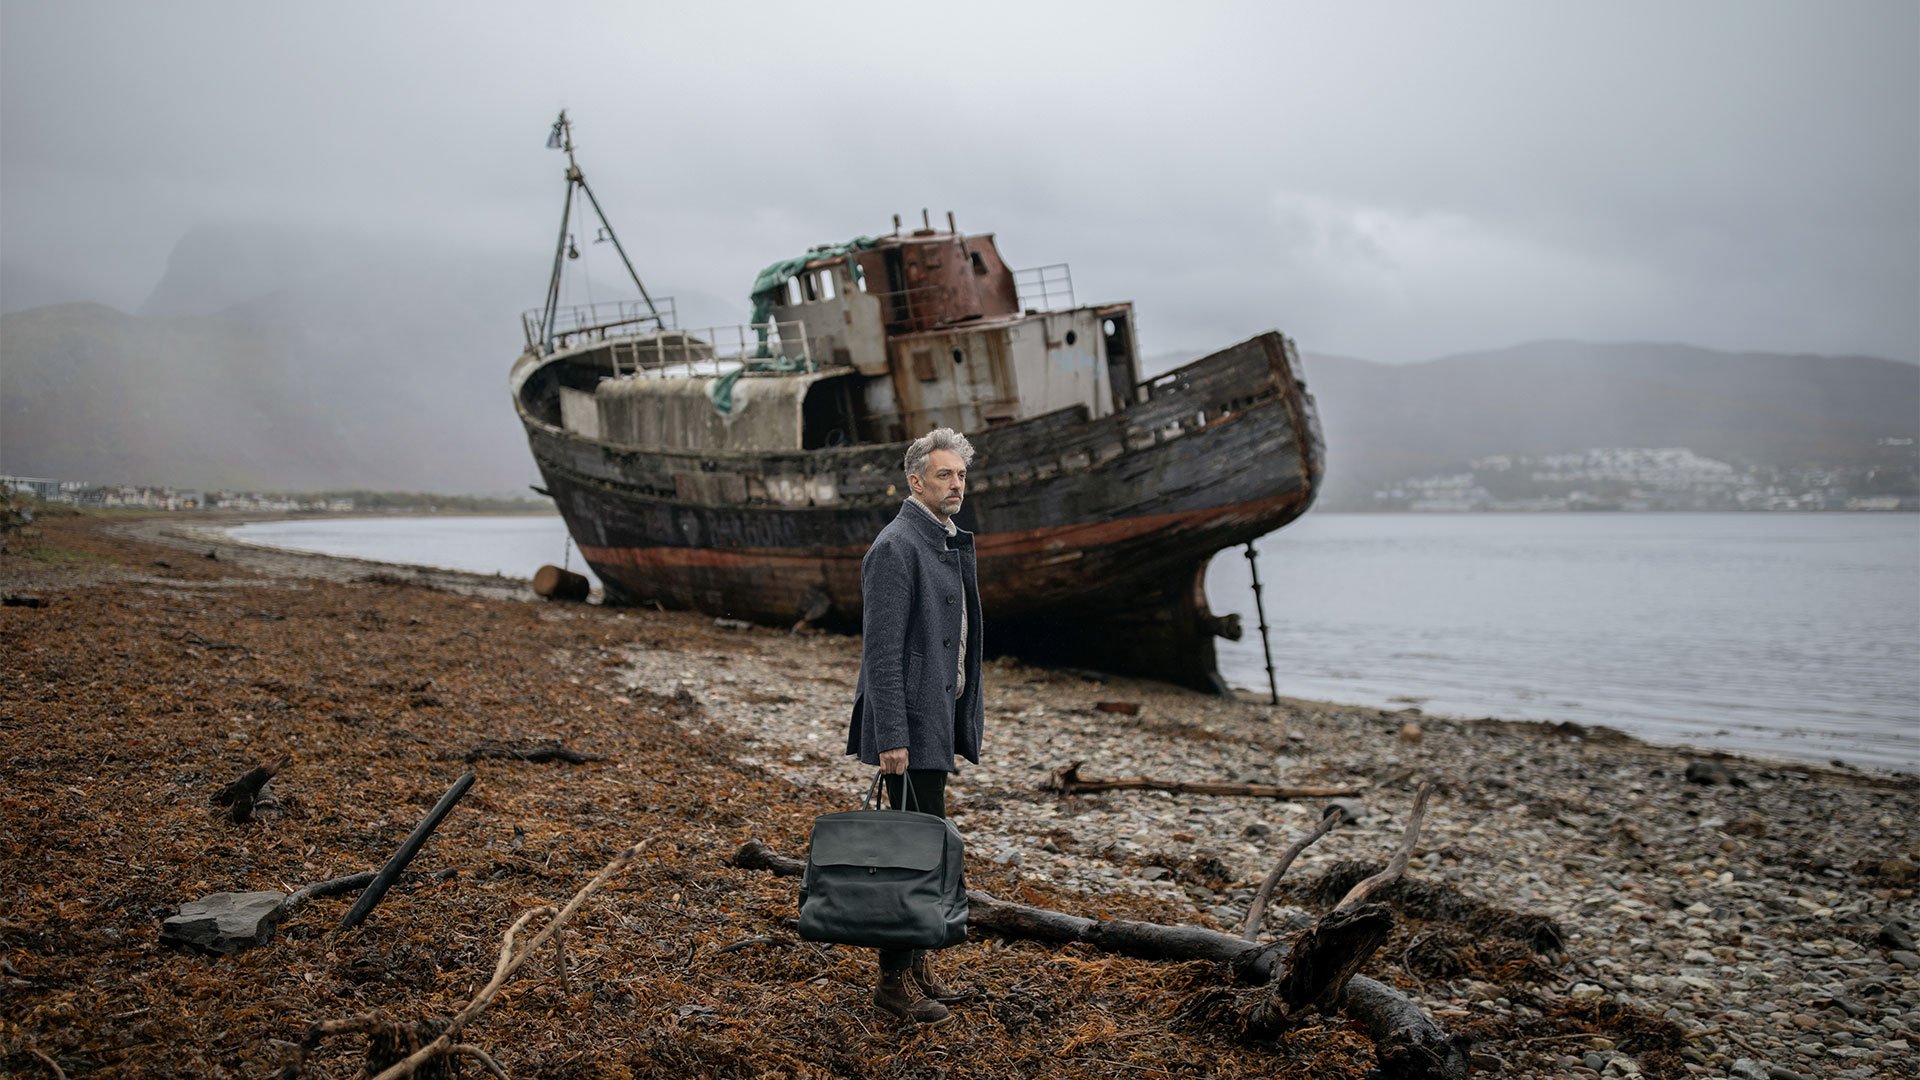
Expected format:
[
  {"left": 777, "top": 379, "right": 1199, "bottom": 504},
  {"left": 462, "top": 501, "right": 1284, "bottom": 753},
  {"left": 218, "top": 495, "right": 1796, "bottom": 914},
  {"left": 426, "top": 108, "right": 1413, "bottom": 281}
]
[{"left": 533, "top": 564, "right": 590, "bottom": 602}]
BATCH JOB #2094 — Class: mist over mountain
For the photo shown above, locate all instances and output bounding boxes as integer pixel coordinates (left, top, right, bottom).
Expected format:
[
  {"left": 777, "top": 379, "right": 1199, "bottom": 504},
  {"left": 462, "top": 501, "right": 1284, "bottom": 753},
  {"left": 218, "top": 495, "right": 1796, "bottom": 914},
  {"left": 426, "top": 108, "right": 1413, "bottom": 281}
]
[
  {"left": 4, "top": 222, "right": 1915, "bottom": 504},
  {"left": 3, "top": 225, "right": 542, "bottom": 491},
  {"left": 137, "top": 222, "right": 366, "bottom": 318},
  {"left": 2, "top": 300, "right": 368, "bottom": 489}
]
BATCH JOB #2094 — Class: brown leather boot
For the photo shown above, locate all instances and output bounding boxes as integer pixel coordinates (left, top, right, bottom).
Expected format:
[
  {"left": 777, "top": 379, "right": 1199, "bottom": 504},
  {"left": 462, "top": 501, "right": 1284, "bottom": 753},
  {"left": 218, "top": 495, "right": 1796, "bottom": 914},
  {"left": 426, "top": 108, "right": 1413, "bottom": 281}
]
[
  {"left": 874, "top": 969, "right": 950, "bottom": 1024},
  {"left": 910, "top": 951, "right": 974, "bottom": 1005}
]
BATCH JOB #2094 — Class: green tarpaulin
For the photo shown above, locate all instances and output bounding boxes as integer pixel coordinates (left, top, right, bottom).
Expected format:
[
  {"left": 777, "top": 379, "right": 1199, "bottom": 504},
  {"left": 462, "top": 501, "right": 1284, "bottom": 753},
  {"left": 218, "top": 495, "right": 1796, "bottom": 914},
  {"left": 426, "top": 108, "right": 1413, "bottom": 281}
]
[
  {"left": 707, "top": 236, "right": 882, "bottom": 415},
  {"left": 746, "top": 236, "right": 881, "bottom": 350}
]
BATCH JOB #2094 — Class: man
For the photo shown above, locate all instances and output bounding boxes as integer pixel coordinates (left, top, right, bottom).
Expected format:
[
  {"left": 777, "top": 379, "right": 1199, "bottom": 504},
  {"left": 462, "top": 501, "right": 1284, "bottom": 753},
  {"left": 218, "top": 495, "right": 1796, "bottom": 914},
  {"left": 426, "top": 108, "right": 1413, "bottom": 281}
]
[{"left": 846, "top": 427, "right": 985, "bottom": 1025}]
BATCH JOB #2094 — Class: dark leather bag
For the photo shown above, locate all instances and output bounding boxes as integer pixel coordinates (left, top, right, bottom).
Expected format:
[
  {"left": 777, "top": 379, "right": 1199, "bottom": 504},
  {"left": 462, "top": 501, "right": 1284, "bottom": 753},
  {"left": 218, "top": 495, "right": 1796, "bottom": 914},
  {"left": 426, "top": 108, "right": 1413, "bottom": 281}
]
[{"left": 797, "top": 773, "right": 967, "bottom": 949}]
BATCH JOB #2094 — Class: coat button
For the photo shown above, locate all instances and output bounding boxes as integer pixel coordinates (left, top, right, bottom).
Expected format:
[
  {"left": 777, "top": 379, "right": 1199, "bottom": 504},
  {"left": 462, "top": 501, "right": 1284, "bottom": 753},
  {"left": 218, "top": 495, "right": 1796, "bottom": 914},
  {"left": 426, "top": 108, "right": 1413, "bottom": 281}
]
[
  {"left": 946, "top": 685, "right": 954, "bottom": 695},
  {"left": 946, "top": 596, "right": 955, "bottom": 605},
  {"left": 944, "top": 638, "right": 952, "bottom": 647}
]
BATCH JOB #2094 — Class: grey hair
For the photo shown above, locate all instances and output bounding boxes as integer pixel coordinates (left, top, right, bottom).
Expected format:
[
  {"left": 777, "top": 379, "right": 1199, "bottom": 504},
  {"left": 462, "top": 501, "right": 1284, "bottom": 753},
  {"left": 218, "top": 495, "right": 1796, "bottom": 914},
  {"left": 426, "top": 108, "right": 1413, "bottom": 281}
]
[{"left": 903, "top": 427, "right": 975, "bottom": 481}]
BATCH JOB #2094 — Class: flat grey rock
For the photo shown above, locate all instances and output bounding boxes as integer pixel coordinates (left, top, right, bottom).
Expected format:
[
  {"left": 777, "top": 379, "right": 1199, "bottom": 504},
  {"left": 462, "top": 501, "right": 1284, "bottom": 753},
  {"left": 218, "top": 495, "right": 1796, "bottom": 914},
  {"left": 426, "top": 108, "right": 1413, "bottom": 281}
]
[{"left": 160, "top": 890, "right": 288, "bottom": 955}]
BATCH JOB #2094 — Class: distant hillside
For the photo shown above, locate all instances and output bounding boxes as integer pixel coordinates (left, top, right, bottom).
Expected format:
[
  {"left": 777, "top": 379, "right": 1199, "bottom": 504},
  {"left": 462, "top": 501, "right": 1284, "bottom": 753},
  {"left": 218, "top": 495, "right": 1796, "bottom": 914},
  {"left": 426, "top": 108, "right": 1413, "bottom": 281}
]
[{"left": 1294, "top": 342, "right": 1920, "bottom": 509}]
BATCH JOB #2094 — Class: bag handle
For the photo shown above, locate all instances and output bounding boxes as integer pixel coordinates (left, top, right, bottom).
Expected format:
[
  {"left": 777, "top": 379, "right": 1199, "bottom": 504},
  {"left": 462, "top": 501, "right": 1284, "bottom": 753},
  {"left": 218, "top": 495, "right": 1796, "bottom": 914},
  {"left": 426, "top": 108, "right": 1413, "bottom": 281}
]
[{"left": 863, "top": 769, "right": 921, "bottom": 812}]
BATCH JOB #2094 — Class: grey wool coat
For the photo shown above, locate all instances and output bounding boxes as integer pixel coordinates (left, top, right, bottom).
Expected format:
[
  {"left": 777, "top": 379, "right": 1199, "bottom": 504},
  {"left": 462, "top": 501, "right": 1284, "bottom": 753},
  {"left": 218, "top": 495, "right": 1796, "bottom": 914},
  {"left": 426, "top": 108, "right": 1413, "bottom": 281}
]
[{"left": 846, "top": 501, "right": 986, "bottom": 771}]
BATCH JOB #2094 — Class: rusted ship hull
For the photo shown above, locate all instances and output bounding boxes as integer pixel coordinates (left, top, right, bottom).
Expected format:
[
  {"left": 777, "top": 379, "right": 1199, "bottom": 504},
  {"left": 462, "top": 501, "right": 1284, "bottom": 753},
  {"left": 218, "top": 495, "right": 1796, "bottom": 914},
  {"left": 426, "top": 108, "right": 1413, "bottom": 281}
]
[{"left": 516, "top": 332, "right": 1322, "bottom": 691}]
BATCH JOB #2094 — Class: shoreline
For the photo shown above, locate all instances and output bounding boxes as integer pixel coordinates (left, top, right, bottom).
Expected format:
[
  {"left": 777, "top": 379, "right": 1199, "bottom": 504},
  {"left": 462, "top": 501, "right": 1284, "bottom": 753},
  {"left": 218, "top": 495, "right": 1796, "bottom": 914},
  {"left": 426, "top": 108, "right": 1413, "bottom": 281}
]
[
  {"left": 4, "top": 511, "right": 1915, "bottom": 1078},
  {"left": 171, "top": 512, "right": 1918, "bottom": 779}
]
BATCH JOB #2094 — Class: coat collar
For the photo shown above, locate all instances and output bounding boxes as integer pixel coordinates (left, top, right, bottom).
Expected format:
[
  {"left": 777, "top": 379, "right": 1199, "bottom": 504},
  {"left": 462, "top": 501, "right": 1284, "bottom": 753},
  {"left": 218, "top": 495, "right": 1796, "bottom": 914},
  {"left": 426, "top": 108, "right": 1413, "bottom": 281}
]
[{"left": 896, "top": 498, "right": 972, "bottom": 549}]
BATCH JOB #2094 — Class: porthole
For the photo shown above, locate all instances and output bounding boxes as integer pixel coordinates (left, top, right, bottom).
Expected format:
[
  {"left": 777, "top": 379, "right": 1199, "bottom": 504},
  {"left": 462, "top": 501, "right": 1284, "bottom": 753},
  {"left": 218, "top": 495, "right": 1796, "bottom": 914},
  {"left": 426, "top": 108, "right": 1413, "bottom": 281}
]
[{"left": 1064, "top": 330, "right": 1078, "bottom": 346}]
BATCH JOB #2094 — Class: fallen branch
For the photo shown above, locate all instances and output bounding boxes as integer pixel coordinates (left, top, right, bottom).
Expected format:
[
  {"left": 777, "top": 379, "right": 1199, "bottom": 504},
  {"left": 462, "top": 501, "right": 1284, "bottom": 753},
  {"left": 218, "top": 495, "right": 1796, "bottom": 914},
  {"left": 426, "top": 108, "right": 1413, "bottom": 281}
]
[
  {"left": 1242, "top": 803, "right": 1348, "bottom": 940},
  {"left": 28, "top": 1047, "right": 65, "bottom": 1079},
  {"left": 1048, "top": 760, "right": 1360, "bottom": 800},
  {"left": 340, "top": 772, "right": 475, "bottom": 930},
  {"left": 284, "top": 871, "right": 378, "bottom": 913},
  {"left": 1335, "top": 783, "right": 1433, "bottom": 912},
  {"left": 281, "top": 839, "right": 647, "bottom": 1080},
  {"left": 1249, "top": 784, "right": 1435, "bottom": 1032},
  {"left": 449, "top": 1044, "right": 512, "bottom": 1078},
  {"left": 728, "top": 810, "right": 1465, "bottom": 1080}
]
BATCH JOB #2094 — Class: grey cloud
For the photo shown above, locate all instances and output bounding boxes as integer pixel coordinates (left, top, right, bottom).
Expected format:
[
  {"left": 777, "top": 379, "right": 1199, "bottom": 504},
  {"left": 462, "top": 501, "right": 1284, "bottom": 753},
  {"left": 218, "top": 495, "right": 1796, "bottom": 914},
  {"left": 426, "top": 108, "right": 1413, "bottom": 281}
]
[{"left": 2, "top": 0, "right": 1914, "bottom": 362}]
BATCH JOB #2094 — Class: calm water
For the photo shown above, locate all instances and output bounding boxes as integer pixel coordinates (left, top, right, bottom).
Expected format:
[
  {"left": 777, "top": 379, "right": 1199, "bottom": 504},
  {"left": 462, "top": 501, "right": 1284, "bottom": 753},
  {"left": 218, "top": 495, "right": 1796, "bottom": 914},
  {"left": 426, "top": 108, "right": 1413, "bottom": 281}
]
[
  {"left": 230, "top": 513, "right": 1920, "bottom": 770},
  {"left": 229, "top": 515, "right": 603, "bottom": 586},
  {"left": 1211, "top": 514, "right": 1919, "bottom": 771}
]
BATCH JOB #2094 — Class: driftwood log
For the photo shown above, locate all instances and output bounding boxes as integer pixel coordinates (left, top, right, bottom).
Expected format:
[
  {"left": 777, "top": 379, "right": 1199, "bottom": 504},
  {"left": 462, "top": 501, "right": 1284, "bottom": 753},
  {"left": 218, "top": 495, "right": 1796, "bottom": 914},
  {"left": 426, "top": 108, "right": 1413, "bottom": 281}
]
[
  {"left": 1048, "top": 760, "right": 1361, "bottom": 800},
  {"left": 531, "top": 565, "right": 590, "bottom": 603},
  {"left": 730, "top": 786, "right": 1466, "bottom": 1080}
]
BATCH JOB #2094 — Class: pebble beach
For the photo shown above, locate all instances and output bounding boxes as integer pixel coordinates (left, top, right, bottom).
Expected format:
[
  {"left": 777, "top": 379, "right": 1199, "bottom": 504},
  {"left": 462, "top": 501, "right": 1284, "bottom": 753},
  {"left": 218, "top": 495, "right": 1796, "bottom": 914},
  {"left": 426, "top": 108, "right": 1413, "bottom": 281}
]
[{"left": 623, "top": 606, "right": 1920, "bottom": 1079}]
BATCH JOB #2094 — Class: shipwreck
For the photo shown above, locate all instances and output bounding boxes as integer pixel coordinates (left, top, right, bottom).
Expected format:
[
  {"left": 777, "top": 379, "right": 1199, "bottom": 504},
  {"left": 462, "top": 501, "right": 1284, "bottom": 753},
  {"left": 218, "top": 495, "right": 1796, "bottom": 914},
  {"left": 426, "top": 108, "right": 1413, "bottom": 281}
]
[{"left": 512, "top": 113, "right": 1324, "bottom": 692}]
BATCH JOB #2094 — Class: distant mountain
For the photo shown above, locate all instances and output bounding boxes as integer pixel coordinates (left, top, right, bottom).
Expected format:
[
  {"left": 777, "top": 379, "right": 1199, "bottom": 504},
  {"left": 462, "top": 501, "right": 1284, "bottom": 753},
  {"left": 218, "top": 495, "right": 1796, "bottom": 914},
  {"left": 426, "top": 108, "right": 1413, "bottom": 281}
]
[
  {"left": 6, "top": 221, "right": 1916, "bottom": 502},
  {"left": 137, "top": 222, "right": 360, "bottom": 318},
  {"left": 1296, "top": 342, "right": 1920, "bottom": 509}
]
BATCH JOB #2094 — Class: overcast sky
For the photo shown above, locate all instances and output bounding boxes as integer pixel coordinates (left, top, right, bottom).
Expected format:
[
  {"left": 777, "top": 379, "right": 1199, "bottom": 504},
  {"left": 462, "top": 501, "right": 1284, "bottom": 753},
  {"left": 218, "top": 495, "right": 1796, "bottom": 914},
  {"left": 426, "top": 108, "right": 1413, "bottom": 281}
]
[{"left": 2, "top": 0, "right": 1915, "bottom": 363}]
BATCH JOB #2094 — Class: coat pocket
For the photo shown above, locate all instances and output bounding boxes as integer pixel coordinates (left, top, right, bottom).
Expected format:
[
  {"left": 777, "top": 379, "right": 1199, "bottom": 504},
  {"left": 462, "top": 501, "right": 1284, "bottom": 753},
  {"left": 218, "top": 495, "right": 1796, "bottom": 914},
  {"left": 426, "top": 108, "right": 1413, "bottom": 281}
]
[{"left": 904, "top": 650, "right": 924, "bottom": 712}]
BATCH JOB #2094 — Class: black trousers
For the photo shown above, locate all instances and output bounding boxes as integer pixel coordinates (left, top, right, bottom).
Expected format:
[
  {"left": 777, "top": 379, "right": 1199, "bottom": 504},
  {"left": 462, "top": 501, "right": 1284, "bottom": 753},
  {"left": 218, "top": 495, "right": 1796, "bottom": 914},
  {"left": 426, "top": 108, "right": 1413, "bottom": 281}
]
[{"left": 879, "top": 768, "right": 948, "bottom": 973}]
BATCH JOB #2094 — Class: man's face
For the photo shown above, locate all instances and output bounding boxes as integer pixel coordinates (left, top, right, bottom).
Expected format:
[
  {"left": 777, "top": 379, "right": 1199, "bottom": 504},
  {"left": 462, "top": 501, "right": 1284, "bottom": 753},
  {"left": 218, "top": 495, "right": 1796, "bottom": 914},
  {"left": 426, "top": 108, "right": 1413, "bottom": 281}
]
[{"left": 912, "top": 449, "right": 967, "bottom": 518}]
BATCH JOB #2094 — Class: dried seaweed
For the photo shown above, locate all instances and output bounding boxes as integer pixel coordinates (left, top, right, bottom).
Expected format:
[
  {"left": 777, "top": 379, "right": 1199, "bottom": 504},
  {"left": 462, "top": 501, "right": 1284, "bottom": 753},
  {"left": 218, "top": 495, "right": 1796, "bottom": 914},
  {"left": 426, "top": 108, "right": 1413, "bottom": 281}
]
[{"left": 0, "top": 514, "right": 1402, "bottom": 1078}]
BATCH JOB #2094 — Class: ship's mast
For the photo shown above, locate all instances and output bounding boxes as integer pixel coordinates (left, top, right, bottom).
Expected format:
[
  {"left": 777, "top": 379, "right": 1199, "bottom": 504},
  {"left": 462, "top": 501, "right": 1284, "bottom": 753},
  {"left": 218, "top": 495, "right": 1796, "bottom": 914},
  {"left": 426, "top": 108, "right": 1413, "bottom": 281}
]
[{"left": 541, "top": 110, "right": 663, "bottom": 352}]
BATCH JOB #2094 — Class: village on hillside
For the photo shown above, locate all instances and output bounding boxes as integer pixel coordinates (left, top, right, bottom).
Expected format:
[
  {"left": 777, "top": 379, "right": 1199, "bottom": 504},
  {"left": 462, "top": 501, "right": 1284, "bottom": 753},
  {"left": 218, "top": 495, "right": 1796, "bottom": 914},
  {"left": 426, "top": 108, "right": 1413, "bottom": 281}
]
[
  {"left": 0, "top": 478, "right": 548, "bottom": 515},
  {"left": 1371, "top": 446, "right": 1919, "bottom": 512}
]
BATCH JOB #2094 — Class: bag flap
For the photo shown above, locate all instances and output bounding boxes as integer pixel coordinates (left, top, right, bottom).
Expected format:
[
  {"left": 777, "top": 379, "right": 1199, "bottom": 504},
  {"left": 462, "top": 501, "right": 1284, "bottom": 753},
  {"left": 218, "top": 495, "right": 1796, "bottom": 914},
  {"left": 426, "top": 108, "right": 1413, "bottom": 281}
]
[{"left": 808, "top": 811, "right": 949, "bottom": 872}]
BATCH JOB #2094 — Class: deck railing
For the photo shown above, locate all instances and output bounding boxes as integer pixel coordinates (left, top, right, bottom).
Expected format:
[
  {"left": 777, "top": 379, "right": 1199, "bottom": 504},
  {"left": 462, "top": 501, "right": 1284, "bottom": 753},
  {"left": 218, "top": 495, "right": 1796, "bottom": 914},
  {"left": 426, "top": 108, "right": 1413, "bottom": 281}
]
[
  {"left": 604, "top": 320, "right": 814, "bottom": 378},
  {"left": 867, "top": 262, "right": 1076, "bottom": 332},
  {"left": 522, "top": 298, "right": 680, "bottom": 353}
]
